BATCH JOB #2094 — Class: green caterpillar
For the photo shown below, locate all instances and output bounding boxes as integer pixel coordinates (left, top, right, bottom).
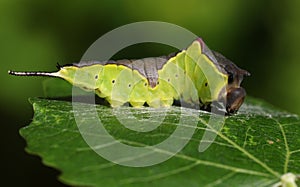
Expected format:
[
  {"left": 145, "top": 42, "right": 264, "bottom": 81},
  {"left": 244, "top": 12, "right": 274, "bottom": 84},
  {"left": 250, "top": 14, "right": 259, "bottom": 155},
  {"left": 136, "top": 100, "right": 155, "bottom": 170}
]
[{"left": 9, "top": 38, "right": 250, "bottom": 114}]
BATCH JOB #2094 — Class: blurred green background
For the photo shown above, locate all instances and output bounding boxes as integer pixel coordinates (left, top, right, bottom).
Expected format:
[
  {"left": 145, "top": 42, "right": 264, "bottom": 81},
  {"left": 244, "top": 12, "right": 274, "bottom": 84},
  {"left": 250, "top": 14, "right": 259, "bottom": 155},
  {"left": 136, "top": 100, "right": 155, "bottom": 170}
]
[{"left": 1, "top": 0, "right": 299, "bottom": 186}]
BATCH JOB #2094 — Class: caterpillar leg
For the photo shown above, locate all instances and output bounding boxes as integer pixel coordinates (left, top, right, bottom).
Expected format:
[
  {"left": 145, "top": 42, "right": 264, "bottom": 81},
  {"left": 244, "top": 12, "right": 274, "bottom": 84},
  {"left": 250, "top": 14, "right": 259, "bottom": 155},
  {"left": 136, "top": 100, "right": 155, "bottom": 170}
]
[
  {"left": 147, "top": 99, "right": 173, "bottom": 107},
  {"left": 130, "top": 101, "right": 145, "bottom": 108},
  {"left": 161, "top": 99, "right": 174, "bottom": 107},
  {"left": 147, "top": 99, "right": 161, "bottom": 108},
  {"left": 107, "top": 98, "right": 125, "bottom": 107}
]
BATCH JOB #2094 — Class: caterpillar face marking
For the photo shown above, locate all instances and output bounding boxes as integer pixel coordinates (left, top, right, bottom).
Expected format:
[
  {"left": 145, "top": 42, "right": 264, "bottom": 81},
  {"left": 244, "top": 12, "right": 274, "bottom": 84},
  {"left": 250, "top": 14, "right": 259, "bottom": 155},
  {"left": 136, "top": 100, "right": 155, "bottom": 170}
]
[{"left": 8, "top": 38, "right": 250, "bottom": 114}]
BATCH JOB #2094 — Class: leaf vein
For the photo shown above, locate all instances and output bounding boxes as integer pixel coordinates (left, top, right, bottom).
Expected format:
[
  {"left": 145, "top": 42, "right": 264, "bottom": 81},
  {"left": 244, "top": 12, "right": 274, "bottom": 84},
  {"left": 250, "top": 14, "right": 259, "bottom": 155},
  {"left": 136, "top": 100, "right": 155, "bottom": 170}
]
[
  {"left": 275, "top": 119, "right": 290, "bottom": 174},
  {"left": 197, "top": 117, "right": 281, "bottom": 178}
]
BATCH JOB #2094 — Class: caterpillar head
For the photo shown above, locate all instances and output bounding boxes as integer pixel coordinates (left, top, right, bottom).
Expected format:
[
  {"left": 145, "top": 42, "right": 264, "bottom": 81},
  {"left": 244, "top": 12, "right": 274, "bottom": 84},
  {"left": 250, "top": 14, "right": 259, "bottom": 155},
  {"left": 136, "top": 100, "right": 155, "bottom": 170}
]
[{"left": 212, "top": 51, "right": 250, "bottom": 114}]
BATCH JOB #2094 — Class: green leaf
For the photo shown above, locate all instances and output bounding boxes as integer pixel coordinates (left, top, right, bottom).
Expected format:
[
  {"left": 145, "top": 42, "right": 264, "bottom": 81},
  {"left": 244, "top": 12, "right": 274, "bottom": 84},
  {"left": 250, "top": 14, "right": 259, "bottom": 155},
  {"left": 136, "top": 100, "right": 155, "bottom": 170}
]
[{"left": 20, "top": 96, "right": 300, "bottom": 186}]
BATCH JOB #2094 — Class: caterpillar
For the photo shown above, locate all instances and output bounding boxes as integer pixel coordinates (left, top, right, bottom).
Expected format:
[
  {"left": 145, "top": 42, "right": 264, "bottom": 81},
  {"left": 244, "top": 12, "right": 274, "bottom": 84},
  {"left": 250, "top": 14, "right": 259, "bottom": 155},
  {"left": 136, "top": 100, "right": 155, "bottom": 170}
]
[{"left": 8, "top": 38, "right": 250, "bottom": 114}]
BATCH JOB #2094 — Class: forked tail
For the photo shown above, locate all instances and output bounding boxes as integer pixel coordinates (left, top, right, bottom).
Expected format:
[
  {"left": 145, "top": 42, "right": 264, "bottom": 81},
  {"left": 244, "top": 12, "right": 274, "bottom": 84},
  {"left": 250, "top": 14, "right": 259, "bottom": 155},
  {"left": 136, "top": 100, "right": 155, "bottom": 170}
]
[{"left": 8, "top": 70, "right": 58, "bottom": 77}]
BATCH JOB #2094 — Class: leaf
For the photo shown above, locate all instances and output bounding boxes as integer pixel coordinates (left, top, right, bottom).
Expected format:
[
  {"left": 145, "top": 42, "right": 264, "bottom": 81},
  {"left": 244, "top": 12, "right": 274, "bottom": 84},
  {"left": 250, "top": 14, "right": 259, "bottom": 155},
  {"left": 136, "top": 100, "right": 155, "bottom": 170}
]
[{"left": 20, "top": 96, "right": 300, "bottom": 186}]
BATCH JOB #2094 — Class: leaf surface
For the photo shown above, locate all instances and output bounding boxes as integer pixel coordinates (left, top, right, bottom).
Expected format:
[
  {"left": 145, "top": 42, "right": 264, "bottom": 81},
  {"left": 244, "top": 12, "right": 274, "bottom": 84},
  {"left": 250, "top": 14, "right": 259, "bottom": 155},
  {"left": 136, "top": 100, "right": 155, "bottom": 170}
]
[{"left": 20, "top": 82, "right": 300, "bottom": 186}]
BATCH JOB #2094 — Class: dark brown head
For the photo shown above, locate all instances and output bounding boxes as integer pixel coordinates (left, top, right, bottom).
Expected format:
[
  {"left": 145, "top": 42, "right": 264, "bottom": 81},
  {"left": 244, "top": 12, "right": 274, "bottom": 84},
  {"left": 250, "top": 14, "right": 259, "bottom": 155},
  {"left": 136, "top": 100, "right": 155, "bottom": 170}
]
[
  {"left": 212, "top": 51, "right": 250, "bottom": 114},
  {"left": 226, "top": 87, "right": 247, "bottom": 113}
]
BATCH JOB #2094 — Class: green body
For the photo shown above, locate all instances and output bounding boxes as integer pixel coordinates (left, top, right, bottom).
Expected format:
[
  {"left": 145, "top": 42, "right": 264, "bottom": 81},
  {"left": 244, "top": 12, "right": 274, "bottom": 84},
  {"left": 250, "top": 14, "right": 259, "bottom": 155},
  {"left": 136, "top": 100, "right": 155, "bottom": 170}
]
[
  {"left": 58, "top": 40, "right": 227, "bottom": 107},
  {"left": 9, "top": 38, "right": 250, "bottom": 113}
]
